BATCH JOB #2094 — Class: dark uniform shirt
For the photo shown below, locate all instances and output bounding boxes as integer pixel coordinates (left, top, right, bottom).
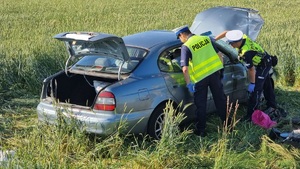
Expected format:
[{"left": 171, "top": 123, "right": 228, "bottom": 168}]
[
  {"left": 180, "top": 34, "right": 219, "bottom": 67},
  {"left": 238, "top": 39, "right": 256, "bottom": 69},
  {"left": 239, "top": 39, "right": 272, "bottom": 69}
]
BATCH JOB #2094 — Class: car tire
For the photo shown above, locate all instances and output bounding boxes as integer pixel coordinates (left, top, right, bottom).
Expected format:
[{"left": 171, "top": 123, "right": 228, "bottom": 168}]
[{"left": 147, "top": 104, "right": 166, "bottom": 140}]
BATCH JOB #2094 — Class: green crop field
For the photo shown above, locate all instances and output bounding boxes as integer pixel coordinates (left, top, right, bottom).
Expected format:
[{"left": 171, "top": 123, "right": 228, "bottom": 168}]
[{"left": 1, "top": 0, "right": 300, "bottom": 168}]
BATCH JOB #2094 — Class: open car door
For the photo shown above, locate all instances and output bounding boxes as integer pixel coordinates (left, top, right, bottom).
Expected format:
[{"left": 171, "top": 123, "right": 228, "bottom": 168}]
[
  {"left": 189, "top": 6, "right": 264, "bottom": 107},
  {"left": 190, "top": 6, "right": 264, "bottom": 41}
]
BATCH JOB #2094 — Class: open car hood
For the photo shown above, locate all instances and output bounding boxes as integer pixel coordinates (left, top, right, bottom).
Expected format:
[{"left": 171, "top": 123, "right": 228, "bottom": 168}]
[
  {"left": 190, "top": 6, "right": 264, "bottom": 41},
  {"left": 54, "top": 32, "right": 130, "bottom": 61}
]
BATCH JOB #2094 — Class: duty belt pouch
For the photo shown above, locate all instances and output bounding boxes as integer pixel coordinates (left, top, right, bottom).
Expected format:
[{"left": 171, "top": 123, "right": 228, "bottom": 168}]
[
  {"left": 270, "top": 55, "right": 278, "bottom": 67},
  {"left": 259, "top": 52, "right": 274, "bottom": 67}
]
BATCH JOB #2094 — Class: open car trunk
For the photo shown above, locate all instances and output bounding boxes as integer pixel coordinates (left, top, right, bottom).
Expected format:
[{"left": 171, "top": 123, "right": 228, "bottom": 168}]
[
  {"left": 43, "top": 71, "right": 117, "bottom": 107},
  {"left": 40, "top": 32, "right": 133, "bottom": 107}
]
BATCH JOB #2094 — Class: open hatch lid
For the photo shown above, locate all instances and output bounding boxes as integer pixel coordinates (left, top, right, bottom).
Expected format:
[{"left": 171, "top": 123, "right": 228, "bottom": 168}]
[{"left": 54, "top": 32, "right": 130, "bottom": 62}]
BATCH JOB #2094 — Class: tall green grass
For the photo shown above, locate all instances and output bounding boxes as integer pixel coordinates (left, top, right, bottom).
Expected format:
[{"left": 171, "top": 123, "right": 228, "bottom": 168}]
[
  {"left": 1, "top": 0, "right": 300, "bottom": 168},
  {"left": 3, "top": 101, "right": 299, "bottom": 168},
  {"left": 0, "top": 0, "right": 299, "bottom": 94}
]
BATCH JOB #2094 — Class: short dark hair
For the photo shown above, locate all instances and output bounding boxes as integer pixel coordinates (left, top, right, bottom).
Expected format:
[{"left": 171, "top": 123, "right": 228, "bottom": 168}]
[
  {"left": 183, "top": 29, "right": 191, "bottom": 34},
  {"left": 180, "top": 29, "right": 191, "bottom": 38}
]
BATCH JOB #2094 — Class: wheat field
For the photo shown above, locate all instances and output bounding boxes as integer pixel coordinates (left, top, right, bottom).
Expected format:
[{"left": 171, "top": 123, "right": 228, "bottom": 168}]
[{"left": 0, "top": 0, "right": 300, "bottom": 168}]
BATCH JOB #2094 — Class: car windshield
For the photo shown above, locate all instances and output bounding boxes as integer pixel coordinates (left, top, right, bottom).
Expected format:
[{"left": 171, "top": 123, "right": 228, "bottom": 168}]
[{"left": 70, "top": 46, "right": 147, "bottom": 74}]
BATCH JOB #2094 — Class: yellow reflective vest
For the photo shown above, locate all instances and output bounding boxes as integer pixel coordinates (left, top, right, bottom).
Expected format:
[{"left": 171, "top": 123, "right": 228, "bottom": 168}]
[
  {"left": 184, "top": 35, "right": 223, "bottom": 83},
  {"left": 239, "top": 35, "right": 266, "bottom": 66}
]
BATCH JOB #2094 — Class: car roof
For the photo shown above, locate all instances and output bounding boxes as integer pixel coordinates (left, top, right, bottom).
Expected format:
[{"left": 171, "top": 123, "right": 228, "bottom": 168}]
[{"left": 123, "top": 30, "right": 180, "bottom": 49}]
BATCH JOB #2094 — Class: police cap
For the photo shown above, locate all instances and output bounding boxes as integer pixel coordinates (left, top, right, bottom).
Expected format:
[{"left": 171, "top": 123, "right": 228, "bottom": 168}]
[
  {"left": 226, "top": 30, "right": 243, "bottom": 43},
  {"left": 173, "top": 25, "right": 190, "bottom": 39}
]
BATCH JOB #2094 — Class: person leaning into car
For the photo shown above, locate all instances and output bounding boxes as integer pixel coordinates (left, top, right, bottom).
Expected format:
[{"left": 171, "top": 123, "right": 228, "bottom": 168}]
[
  {"left": 173, "top": 25, "right": 227, "bottom": 137},
  {"left": 215, "top": 30, "right": 277, "bottom": 122}
]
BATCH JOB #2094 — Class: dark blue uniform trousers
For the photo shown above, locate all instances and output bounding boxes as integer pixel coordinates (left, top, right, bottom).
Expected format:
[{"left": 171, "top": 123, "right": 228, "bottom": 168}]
[
  {"left": 246, "top": 65, "right": 277, "bottom": 118},
  {"left": 194, "top": 71, "right": 227, "bottom": 133}
]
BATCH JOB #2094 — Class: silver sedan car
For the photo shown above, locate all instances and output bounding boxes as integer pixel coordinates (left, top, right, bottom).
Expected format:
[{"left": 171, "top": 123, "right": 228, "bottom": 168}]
[{"left": 37, "top": 6, "right": 267, "bottom": 139}]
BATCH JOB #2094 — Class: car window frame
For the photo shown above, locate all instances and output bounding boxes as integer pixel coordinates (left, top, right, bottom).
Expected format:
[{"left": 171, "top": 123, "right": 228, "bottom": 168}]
[{"left": 158, "top": 46, "right": 182, "bottom": 73}]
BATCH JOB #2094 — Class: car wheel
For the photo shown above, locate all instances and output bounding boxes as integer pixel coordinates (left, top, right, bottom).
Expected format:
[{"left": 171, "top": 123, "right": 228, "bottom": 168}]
[{"left": 147, "top": 104, "right": 165, "bottom": 140}]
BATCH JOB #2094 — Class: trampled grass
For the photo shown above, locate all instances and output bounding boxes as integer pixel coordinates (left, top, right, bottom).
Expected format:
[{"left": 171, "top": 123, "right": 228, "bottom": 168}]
[{"left": 1, "top": 0, "right": 300, "bottom": 168}]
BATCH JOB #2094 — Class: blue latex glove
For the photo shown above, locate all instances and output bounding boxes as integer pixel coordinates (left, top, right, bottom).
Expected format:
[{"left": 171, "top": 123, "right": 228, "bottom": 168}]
[
  {"left": 248, "top": 83, "right": 255, "bottom": 93},
  {"left": 186, "top": 83, "right": 195, "bottom": 93}
]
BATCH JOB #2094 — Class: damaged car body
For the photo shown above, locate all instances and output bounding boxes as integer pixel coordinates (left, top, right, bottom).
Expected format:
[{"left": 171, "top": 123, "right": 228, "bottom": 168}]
[{"left": 37, "top": 6, "right": 266, "bottom": 139}]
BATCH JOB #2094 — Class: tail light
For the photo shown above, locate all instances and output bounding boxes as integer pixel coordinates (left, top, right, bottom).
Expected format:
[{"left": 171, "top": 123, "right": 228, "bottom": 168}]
[{"left": 94, "top": 91, "right": 116, "bottom": 111}]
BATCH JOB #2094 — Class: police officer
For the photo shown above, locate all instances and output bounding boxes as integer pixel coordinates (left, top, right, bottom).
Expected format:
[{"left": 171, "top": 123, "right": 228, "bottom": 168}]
[
  {"left": 173, "top": 25, "right": 227, "bottom": 137},
  {"left": 215, "top": 30, "right": 277, "bottom": 121}
]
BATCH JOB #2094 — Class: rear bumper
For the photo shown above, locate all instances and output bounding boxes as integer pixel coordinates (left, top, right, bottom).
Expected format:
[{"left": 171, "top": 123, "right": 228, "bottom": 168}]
[{"left": 37, "top": 101, "right": 151, "bottom": 135}]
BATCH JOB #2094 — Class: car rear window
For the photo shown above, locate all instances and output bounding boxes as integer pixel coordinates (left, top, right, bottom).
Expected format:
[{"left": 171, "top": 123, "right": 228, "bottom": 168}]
[
  {"left": 70, "top": 47, "right": 147, "bottom": 74},
  {"left": 126, "top": 46, "right": 148, "bottom": 60}
]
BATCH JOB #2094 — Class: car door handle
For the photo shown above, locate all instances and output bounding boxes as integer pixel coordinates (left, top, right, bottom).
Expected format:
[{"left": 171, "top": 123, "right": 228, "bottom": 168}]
[
  {"left": 232, "top": 74, "right": 243, "bottom": 79},
  {"left": 173, "top": 84, "right": 180, "bottom": 88}
]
